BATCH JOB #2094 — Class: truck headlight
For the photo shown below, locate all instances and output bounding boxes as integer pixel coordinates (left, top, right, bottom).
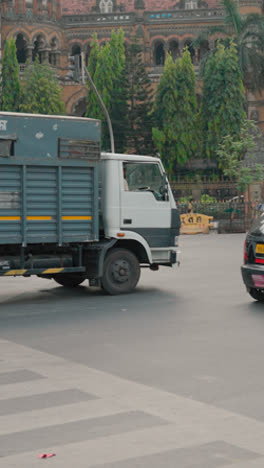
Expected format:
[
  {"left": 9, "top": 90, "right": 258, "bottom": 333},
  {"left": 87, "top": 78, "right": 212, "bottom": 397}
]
[{"left": 174, "top": 236, "right": 179, "bottom": 246}]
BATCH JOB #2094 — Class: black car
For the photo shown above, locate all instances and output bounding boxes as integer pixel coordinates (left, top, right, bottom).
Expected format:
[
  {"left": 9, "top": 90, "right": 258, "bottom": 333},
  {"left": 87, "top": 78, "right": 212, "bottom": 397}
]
[{"left": 241, "top": 212, "right": 264, "bottom": 302}]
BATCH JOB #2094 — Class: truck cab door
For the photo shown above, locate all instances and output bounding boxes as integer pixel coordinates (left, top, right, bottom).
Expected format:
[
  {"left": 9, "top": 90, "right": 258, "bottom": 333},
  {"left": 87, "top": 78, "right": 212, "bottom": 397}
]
[{"left": 120, "top": 161, "right": 175, "bottom": 248}]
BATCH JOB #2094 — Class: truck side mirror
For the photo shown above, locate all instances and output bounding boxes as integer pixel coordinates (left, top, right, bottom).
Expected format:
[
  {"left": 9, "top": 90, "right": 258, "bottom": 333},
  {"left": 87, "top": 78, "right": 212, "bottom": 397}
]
[{"left": 160, "top": 174, "right": 169, "bottom": 201}]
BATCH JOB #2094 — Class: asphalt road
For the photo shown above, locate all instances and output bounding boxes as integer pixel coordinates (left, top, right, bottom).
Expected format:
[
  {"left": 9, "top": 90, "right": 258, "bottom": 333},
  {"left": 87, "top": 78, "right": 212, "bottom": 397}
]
[{"left": 0, "top": 233, "right": 264, "bottom": 468}]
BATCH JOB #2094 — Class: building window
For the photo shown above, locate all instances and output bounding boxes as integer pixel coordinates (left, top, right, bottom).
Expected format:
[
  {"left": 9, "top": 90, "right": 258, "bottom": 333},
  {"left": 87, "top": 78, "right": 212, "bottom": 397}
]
[
  {"left": 99, "top": 0, "right": 113, "bottom": 13},
  {"left": 16, "top": 34, "right": 27, "bottom": 64},
  {"left": 169, "top": 40, "right": 180, "bottom": 61},
  {"left": 154, "top": 42, "right": 165, "bottom": 66},
  {"left": 185, "top": 0, "right": 197, "bottom": 8}
]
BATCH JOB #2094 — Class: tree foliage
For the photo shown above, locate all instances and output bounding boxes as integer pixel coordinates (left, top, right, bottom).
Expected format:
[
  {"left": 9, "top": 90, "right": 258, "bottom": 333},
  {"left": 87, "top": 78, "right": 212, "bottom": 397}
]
[
  {"left": 200, "top": 41, "right": 246, "bottom": 159},
  {"left": 196, "top": 0, "right": 264, "bottom": 90},
  {"left": 108, "top": 29, "right": 128, "bottom": 153},
  {"left": 152, "top": 50, "right": 199, "bottom": 174},
  {"left": 85, "top": 34, "right": 101, "bottom": 119},
  {"left": 86, "top": 30, "right": 128, "bottom": 152},
  {"left": 20, "top": 58, "right": 65, "bottom": 115},
  {"left": 217, "top": 120, "right": 263, "bottom": 193},
  {"left": 1, "top": 38, "right": 21, "bottom": 111},
  {"left": 125, "top": 38, "right": 155, "bottom": 155}
]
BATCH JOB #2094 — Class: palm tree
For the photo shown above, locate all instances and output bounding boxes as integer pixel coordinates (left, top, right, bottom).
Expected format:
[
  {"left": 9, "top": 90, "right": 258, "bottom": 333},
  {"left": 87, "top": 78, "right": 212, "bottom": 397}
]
[{"left": 195, "top": 0, "right": 264, "bottom": 91}]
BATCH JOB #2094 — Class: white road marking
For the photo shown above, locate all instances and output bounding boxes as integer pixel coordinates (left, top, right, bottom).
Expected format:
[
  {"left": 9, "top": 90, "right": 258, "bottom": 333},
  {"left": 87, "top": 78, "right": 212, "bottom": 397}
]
[{"left": 0, "top": 339, "right": 263, "bottom": 467}]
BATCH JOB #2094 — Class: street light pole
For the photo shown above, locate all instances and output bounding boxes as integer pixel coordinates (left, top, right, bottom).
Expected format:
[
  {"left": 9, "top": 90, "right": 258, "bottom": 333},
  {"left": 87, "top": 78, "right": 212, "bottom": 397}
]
[{"left": 81, "top": 52, "right": 115, "bottom": 154}]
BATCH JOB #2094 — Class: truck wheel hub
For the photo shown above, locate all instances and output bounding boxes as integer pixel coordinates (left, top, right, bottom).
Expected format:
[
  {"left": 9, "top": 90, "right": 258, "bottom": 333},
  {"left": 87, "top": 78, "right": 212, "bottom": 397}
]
[{"left": 111, "top": 260, "right": 130, "bottom": 283}]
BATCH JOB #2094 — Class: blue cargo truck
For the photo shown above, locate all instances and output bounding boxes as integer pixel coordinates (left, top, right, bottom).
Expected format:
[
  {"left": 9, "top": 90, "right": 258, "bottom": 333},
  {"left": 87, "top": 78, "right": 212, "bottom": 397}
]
[{"left": 0, "top": 112, "right": 180, "bottom": 294}]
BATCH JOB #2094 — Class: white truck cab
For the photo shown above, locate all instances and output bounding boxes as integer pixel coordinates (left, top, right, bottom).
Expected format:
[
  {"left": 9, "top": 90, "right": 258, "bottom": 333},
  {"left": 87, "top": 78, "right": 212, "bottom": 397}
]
[{"left": 100, "top": 152, "right": 180, "bottom": 269}]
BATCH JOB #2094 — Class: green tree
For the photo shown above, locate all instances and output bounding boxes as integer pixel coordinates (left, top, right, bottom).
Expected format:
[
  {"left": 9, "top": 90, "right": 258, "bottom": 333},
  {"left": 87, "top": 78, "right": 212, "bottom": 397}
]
[
  {"left": 108, "top": 29, "right": 128, "bottom": 153},
  {"left": 86, "top": 34, "right": 101, "bottom": 120},
  {"left": 152, "top": 50, "right": 199, "bottom": 175},
  {"left": 217, "top": 120, "right": 263, "bottom": 193},
  {"left": 126, "top": 38, "right": 155, "bottom": 155},
  {"left": 86, "top": 30, "right": 128, "bottom": 152},
  {"left": 92, "top": 42, "right": 115, "bottom": 149},
  {"left": 200, "top": 42, "right": 246, "bottom": 159},
  {"left": 20, "top": 58, "right": 65, "bottom": 115},
  {"left": 1, "top": 38, "right": 21, "bottom": 111},
  {"left": 196, "top": 0, "right": 264, "bottom": 91}
]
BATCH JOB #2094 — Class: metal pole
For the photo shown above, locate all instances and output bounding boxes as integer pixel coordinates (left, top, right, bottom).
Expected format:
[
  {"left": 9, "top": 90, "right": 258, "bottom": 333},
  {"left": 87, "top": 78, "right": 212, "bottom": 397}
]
[{"left": 83, "top": 59, "right": 115, "bottom": 154}]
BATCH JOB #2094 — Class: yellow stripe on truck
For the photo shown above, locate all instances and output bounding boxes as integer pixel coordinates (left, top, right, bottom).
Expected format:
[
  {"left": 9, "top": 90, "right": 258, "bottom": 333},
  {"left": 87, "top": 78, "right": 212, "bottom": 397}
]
[
  {"left": 0, "top": 216, "right": 91, "bottom": 221},
  {"left": 62, "top": 216, "right": 92, "bottom": 221},
  {"left": 0, "top": 216, "right": 53, "bottom": 221},
  {"left": 4, "top": 270, "right": 27, "bottom": 276},
  {"left": 27, "top": 216, "right": 53, "bottom": 221},
  {"left": 42, "top": 268, "right": 64, "bottom": 274}
]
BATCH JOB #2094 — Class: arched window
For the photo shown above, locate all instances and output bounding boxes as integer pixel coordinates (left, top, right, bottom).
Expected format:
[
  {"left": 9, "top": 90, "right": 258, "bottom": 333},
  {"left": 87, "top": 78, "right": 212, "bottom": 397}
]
[
  {"left": 168, "top": 40, "right": 180, "bottom": 61},
  {"left": 154, "top": 42, "right": 165, "bottom": 66},
  {"left": 198, "top": 39, "right": 209, "bottom": 61},
  {"left": 49, "top": 36, "right": 59, "bottom": 66},
  {"left": 99, "top": 0, "right": 113, "bottom": 13},
  {"left": 71, "top": 44, "right": 82, "bottom": 71},
  {"left": 16, "top": 34, "right": 27, "bottom": 64},
  {"left": 33, "top": 35, "right": 46, "bottom": 63},
  {"left": 85, "top": 45, "right": 91, "bottom": 66},
  {"left": 184, "top": 40, "right": 195, "bottom": 63}
]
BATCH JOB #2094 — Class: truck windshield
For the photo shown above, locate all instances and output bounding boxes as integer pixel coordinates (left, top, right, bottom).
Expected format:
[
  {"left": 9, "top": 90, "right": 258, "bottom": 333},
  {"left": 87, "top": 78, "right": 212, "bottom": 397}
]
[{"left": 124, "top": 162, "right": 167, "bottom": 201}]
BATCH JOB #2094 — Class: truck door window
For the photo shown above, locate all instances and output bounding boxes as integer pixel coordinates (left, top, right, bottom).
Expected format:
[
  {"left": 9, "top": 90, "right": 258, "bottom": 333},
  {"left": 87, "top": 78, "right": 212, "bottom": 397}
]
[{"left": 124, "top": 162, "right": 167, "bottom": 201}]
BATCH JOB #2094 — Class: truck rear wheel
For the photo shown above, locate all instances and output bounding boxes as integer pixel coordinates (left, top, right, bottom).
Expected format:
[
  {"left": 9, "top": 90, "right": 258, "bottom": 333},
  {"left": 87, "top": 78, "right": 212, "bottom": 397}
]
[
  {"left": 101, "top": 248, "right": 140, "bottom": 295},
  {"left": 249, "top": 288, "right": 264, "bottom": 302},
  {"left": 54, "top": 273, "right": 86, "bottom": 288}
]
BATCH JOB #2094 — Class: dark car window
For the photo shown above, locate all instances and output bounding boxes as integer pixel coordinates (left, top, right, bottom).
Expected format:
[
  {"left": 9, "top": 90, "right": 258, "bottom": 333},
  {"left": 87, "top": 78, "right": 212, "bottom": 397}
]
[{"left": 249, "top": 212, "right": 264, "bottom": 236}]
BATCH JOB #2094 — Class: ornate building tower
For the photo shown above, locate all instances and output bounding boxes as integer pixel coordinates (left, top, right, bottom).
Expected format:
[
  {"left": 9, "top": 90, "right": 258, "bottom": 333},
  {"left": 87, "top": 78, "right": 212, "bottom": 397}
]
[{"left": 1, "top": 0, "right": 63, "bottom": 78}]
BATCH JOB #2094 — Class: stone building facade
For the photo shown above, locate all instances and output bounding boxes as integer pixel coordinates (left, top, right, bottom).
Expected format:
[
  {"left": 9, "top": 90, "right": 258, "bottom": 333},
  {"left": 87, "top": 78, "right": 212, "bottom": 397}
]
[{"left": 0, "top": 0, "right": 263, "bottom": 131}]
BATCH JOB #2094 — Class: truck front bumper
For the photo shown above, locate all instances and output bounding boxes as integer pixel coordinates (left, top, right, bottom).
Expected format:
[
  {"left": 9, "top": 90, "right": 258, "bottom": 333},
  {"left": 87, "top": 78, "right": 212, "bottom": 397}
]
[
  {"left": 151, "top": 247, "right": 181, "bottom": 266},
  {"left": 241, "top": 264, "right": 264, "bottom": 290}
]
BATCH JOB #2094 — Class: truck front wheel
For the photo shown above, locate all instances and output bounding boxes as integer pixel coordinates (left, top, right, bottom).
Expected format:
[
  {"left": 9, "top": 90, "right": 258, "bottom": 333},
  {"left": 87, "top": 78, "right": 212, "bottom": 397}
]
[
  {"left": 102, "top": 248, "right": 140, "bottom": 295},
  {"left": 54, "top": 273, "right": 86, "bottom": 288}
]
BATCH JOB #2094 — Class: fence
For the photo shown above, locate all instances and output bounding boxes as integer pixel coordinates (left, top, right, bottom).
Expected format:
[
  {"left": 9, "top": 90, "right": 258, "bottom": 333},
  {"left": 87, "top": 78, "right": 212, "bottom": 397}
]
[
  {"left": 177, "top": 201, "right": 260, "bottom": 233},
  {"left": 171, "top": 179, "right": 239, "bottom": 201}
]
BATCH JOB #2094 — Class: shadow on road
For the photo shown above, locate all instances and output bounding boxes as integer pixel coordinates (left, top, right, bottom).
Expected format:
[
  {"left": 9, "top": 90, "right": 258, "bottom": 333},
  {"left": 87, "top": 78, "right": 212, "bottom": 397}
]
[
  {"left": 0, "top": 282, "right": 179, "bottom": 311},
  {"left": 248, "top": 300, "right": 264, "bottom": 314}
]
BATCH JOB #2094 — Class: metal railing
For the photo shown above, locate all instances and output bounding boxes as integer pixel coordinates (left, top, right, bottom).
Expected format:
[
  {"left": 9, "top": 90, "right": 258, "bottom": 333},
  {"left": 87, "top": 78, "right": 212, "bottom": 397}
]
[{"left": 177, "top": 201, "right": 260, "bottom": 233}]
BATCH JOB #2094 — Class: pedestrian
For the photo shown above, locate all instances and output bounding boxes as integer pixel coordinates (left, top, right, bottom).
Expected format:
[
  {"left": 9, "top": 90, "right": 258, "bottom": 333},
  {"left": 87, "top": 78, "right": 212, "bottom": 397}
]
[
  {"left": 123, "top": 165, "right": 129, "bottom": 191},
  {"left": 187, "top": 198, "right": 194, "bottom": 213}
]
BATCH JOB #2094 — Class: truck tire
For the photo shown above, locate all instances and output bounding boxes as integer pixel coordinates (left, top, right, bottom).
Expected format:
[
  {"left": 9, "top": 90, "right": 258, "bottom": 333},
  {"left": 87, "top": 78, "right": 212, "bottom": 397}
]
[
  {"left": 101, "top": 248, "right": 140, "bottom": 295},
  {"left": 54, "top": 273, "right": 86, "bottom": 288},
  {"left": 249, "top": 288, "right": 264, "bottom": 302}
]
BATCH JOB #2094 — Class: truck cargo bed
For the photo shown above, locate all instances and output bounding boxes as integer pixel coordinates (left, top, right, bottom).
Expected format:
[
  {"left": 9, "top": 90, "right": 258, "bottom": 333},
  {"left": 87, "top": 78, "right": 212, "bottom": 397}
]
[{"left": 0, "top": 112, "right": 100, "bottom": 246}]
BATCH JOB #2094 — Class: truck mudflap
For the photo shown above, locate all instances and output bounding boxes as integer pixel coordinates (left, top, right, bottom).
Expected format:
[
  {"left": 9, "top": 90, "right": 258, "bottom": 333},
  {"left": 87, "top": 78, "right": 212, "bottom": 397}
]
[{"left": 0, "top": 266, "right": 86, "bottom": 277}]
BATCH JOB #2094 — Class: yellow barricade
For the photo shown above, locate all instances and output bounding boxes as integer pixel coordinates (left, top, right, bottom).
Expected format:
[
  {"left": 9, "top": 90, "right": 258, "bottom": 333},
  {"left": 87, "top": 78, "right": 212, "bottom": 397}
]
[{"left": 180, "top": 213, "right": 214, "bottom": 234}]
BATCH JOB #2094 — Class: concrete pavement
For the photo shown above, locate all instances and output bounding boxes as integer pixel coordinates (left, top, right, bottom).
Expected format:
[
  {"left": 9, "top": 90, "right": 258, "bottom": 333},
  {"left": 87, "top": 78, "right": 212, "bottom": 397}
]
[{"left": 0, "top": 233, "right": 263, "bottom": 467}]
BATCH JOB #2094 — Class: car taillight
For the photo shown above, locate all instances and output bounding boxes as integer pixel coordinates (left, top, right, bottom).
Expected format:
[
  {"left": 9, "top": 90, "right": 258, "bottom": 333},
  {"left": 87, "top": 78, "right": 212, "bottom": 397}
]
[{"left": 244, "top": 240, "right": 248, "bottom": 263}]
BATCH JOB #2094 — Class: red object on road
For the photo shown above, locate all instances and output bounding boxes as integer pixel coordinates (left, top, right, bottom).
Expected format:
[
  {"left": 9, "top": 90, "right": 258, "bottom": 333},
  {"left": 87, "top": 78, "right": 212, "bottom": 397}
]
[{"left": 38, "top": 453, "right": 56, "bottom": 459}]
